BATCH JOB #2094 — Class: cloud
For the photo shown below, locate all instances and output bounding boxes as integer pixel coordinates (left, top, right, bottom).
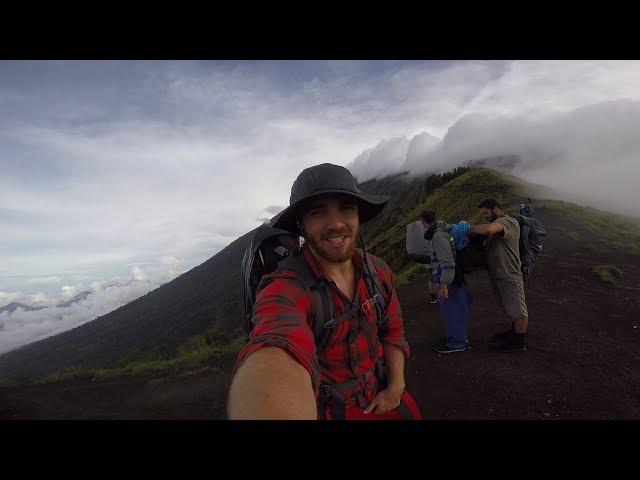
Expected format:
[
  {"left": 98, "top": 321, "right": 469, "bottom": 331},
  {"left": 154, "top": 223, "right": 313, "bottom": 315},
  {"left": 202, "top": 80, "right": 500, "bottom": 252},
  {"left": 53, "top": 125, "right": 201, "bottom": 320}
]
[
  {"left": 26, "top": 276, "right": 62, "bottom": 284},
  {"left": 0, "top": 291, "right": 22, "bottom": 305},
  {"left": 61, "top": 285, "right": 77, "bottom": 299},
  {"left": 350, "top": 137, "right": 410, "bottom": 181},
  {"left": 160, "top": 256, "right": 180, "bottom": 265},
  {"left": 31, "top": 292, "right": 57, "bottom": 307},
  {"left": 349, "top": 99, "right": 640, "bottom": 216},
  {"left": 403, "top": 132, "right": 442, "bottom": 175},
  {"left": 131, "top": 266, "right": 147, "bottom": 281}
]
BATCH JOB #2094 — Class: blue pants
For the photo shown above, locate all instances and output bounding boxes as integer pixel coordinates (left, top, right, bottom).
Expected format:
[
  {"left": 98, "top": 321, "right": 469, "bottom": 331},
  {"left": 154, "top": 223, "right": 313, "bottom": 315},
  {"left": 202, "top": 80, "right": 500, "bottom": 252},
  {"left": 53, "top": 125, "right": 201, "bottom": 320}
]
[{"left": 438, "top": 282, "right": 472, "bottom": 349}]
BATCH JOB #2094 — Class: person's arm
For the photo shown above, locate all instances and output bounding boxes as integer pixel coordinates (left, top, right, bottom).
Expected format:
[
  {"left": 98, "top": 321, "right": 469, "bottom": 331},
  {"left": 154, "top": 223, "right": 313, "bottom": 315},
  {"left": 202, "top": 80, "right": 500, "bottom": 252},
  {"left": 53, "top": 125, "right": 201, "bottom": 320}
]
[
  {"left": 470, "top": 222, "right": 504, "bottom": 235},
  {"left": 227, "top": 275, "right": 320, "bottom": 419},
  {"left": 227, "top": 347, "right": 317, "bottom": 419},
  {"left": 431, "top": 232, "right": 455, "bottom": 299}
]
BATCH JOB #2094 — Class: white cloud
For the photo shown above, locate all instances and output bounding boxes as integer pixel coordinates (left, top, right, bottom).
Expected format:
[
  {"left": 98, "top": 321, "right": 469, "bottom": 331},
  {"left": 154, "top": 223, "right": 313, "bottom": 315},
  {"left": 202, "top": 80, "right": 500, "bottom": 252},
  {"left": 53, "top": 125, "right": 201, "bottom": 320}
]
[
  {"left": 131, "top": 266, "right": 147, "bottom": 281},
  {"left": 61, "top": 285, "right": 77, "bottom": 299},
  {"left": 0, "top": 291, "right": 23, "bottom": 305},
  {"left": 26, "top": 276, "right": 62, "bottom": 284},
  {"left": 160, "top": 256, "right": 180, "bottom": 265},
  {"left": 349, "top": 99, "right": 640, "bottom": 216},
  {"left": 31, "top": 292, "right": 57, "bottom": 307},
  {"left": 350, "top": 137, "right": 410, "bottom": 181}
]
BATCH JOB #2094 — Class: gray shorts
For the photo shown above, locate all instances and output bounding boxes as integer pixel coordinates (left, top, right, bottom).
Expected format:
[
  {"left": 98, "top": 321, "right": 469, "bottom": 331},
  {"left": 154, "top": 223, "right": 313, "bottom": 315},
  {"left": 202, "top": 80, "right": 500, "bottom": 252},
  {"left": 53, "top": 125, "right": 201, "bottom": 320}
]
[
  {"left": 490, "top": 277, "right": 528, "bottom": 319},
  {"left": 425, "top": 264, "right": 434, "bottom": 281}
]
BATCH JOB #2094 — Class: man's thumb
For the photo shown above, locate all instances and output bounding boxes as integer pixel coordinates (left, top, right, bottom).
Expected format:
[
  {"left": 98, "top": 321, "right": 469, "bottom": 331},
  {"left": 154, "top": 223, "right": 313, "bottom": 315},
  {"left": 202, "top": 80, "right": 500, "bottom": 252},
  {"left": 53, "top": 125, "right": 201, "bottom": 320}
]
[{"left": 364, "top": 399, "right": 377, "bottom": 414}]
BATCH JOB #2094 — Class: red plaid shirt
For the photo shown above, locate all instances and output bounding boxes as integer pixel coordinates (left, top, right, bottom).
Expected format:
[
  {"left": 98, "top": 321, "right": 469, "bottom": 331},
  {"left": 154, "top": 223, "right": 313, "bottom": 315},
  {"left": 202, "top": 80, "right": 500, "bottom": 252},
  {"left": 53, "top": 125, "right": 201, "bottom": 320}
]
[{"left": 233, "top": 244, "right": 410, "bottom": 412}]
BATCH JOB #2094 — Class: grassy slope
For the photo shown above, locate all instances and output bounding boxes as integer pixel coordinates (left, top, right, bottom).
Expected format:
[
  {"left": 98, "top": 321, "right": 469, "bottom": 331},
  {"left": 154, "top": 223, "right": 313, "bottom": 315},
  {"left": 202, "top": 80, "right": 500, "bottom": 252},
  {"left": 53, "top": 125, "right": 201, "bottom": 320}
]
[
  {"left": 544, "top": 199, "right": 640, "bottom": 256},
  {"left": 31, "top": 327, "right": 245, "bottom": 385}
]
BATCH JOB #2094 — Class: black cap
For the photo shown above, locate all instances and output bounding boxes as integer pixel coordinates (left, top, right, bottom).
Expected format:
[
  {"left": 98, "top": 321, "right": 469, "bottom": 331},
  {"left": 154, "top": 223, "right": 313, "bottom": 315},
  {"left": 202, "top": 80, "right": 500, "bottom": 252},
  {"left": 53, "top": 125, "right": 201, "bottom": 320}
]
[{"left": 270, "top": 163, "right": 389, "bottom": 235}]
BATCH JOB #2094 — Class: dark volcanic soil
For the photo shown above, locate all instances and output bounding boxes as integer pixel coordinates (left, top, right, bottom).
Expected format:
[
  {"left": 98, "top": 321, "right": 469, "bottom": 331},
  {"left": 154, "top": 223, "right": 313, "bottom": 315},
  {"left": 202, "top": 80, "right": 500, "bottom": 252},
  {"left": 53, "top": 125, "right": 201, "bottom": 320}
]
[{"left": 1, "top": 243, "right": 639, "bottom": 420}]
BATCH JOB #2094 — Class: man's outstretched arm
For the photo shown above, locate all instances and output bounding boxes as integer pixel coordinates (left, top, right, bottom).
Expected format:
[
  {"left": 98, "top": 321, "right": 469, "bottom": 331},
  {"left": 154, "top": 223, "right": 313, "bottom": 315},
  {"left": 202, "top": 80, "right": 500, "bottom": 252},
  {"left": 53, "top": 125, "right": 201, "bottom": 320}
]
[
  {"left": 470, "top": 223, "right": 504, "bottom": 235},
  {"left": 227, "top": 346, "right": 317, "bottom": 420}
]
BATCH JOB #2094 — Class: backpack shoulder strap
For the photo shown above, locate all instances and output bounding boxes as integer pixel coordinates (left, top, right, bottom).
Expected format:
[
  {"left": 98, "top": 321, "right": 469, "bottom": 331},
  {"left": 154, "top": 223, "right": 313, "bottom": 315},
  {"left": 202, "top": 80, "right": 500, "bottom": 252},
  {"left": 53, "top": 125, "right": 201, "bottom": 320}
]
[
  {"left": 361, "top": 252, "right": 389, "bottom": 326},
  {"left": 278, "top": 251, "right": 336, "bottom": 350}
]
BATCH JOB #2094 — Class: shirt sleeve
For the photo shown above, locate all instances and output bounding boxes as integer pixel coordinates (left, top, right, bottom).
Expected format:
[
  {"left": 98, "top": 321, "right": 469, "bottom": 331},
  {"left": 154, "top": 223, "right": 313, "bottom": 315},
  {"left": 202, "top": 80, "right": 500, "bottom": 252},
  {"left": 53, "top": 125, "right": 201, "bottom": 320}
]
[
  {"left": 497, "top": 217, "right": 517, "bottom": 241},
  {"left": 373, "top": 258, "right": 410, "bottom": 358},
  {"left": 232, "top": 274, "right": 322, "bottom": 397}
]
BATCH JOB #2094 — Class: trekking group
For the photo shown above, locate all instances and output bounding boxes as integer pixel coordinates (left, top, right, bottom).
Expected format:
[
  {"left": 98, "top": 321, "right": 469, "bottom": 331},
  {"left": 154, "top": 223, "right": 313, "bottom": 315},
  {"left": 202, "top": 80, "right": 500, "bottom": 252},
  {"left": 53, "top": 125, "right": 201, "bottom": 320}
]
[
  {"left": 411, "top": 195, "right": 544, "bottom": 354},
  {"left": 227, "top": 163, "right": 544, "bottom": 420}
]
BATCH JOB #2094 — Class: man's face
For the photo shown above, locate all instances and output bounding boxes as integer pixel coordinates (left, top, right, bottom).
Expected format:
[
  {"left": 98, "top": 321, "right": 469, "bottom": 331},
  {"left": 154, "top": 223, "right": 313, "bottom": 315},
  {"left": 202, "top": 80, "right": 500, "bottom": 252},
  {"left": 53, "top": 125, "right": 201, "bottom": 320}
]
[
  {"left": 301, "top": 194, "right": 359, "bottom": 263},
  {"left": 480, "top": 207, "right": 498, "bottom": 223}
]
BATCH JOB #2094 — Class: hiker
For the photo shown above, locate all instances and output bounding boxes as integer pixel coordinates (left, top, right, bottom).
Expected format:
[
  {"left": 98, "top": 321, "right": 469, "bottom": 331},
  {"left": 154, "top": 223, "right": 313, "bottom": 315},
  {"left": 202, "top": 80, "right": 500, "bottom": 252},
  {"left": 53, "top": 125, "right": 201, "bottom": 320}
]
[
  {"left": 421, "top": 209, "right": 472, "bottom": 354},
  {"left": 228, "top": 163, "right": 422, "bottom": 420},
  {"left": 470, "top": 198, "right": 529, "bottom": 352}
]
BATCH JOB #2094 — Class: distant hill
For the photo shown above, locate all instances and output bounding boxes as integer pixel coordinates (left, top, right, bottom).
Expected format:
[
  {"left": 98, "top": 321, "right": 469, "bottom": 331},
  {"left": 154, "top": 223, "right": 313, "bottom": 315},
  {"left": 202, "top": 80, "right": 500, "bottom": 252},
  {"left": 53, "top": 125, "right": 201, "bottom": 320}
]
[
  {"left": 56, "top": 291, "right": 92, "bottom": 308},
  {"left": 1, "top": 165, "right": 638, "bottom": 382},
  {"left": 0, "top": 303, "right": 45, "bottom": 315}
]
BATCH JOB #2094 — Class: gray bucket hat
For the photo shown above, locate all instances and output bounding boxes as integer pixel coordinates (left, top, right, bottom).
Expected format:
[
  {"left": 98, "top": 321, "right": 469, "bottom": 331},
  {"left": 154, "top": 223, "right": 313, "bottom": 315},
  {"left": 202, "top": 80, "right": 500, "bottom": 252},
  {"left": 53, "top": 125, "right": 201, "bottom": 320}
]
[{"left": 270, "top": 163, "right": 390, "bottom": 235}]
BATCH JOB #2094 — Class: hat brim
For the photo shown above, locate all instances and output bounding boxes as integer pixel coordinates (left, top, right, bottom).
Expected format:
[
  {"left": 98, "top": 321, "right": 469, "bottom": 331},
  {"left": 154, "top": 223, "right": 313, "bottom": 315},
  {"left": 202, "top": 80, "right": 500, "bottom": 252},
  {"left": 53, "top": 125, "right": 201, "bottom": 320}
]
[{"left": 269, "top": 188, "right": 390, "bottom": 235}]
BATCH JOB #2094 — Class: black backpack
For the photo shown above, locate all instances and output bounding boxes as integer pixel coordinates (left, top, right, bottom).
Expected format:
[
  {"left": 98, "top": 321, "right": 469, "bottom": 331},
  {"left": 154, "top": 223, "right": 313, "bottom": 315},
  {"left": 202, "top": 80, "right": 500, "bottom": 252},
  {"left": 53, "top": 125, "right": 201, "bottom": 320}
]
[
  {"left": 454, "top": 234, "right": 488, "bottom": 275},
  {"left": 241, "top": 225, "right": 389, "bottom": 353},
  {"left": 510, "top": 214, "right": 546, "bottom": 282}
]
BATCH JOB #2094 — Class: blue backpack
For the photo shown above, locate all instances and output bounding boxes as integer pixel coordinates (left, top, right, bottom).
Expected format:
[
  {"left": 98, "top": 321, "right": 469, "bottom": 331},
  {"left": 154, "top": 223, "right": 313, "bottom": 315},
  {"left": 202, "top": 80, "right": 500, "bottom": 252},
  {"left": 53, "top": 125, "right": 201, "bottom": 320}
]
[{"left": 447, "top": 221, "right": 471, "bottom": 251}]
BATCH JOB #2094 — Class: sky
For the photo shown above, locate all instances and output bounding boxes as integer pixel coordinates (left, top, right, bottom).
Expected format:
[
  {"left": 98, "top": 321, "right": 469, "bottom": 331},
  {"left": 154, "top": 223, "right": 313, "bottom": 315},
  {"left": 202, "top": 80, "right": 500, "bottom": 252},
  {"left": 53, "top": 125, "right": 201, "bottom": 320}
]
[{"left": 1, "top": 60, "right": 639, "bottom": 353}]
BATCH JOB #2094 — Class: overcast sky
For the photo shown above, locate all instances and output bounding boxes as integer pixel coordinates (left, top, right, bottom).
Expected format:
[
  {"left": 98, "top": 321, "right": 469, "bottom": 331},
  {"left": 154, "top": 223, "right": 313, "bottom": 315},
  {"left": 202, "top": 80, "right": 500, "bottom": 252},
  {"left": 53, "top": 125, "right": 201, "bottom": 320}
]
[{"left": 1, "top": 60, "right": 639, "bottom": 353}]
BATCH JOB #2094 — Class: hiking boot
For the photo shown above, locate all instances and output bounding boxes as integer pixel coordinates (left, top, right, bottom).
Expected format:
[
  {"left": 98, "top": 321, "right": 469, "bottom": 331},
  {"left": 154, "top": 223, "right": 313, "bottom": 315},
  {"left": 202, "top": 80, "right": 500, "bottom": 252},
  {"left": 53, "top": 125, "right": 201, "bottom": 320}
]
[
  {"left": 489, "top": 328, "right": 514, "bottom": 344},
  {"left": 491, "top": 334, "right": 527, "bottom": 352},
  {"left": 434, "top": 342, "right": 466, "bottom": 354}
]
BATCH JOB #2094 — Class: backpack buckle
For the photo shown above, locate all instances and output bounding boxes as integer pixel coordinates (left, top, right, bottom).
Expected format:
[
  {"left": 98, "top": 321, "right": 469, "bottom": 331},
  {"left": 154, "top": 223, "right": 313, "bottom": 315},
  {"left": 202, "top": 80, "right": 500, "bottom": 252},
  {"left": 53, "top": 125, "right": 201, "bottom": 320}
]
[
  {"left": 319, "top": 384, "right": 332, "bottom": 399},
  {"left": 372, "top": 292, "right": 382, "bottom": 305},
  {"left": 323, "top": 318, "right": 336, "bottom": 329}
]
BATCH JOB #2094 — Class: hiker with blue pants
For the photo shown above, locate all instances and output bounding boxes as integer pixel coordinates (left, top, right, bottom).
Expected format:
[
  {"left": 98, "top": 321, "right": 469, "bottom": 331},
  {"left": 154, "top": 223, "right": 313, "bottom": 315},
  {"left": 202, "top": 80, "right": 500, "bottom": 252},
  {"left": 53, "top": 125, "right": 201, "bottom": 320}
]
[{"left": 421, "top": 210, "right": 473, "bottom": 354}]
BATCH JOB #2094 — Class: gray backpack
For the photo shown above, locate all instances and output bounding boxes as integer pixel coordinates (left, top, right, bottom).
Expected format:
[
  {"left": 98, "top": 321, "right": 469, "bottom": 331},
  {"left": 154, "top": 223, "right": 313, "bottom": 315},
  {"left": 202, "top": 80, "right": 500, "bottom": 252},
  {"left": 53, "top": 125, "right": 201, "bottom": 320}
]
[{"left": 406, "top": 221, "right": 432, "bottom": 264}]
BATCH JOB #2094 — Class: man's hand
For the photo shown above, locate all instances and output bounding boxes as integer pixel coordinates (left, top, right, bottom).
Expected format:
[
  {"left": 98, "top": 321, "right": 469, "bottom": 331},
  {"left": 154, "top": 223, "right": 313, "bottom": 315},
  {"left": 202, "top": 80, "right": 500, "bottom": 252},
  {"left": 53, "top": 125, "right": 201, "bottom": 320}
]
[
  {"left": 363, "top": 385, "right": 404, "bottom": 415},
  {"left": 438, "top": 283, "right": 449, "bottom": 300}
]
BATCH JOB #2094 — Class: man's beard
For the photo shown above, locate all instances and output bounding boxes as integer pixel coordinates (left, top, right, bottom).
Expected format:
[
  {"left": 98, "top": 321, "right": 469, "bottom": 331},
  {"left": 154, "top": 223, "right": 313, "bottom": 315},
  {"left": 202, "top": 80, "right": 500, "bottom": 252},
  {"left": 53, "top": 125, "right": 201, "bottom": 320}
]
[{"left": 306, "top": 227, "right": 357, "bottom": 263}]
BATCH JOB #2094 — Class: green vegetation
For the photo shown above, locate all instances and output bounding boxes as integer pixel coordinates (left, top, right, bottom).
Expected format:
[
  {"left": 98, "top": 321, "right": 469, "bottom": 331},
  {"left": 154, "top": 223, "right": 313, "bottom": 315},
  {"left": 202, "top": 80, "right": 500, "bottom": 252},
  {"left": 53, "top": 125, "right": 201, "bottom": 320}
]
[
  {"left": 583, "top": 242, "right": 598, "bottom": 253},
  {"left": 592, "top": 265, "right": 624, "bottom": 284},
  {"left": 561, "top": 231, "right": 580, "bottom": 241},
  {"left": 0, "top": 378, "right": 21, "bottom": 388},
  {"left": 546, "top": 200, "right": 640, "bottom": 255},
  {"left": 34, "top": 327, "right": 245, "bottom": 385},
  {"left": 395, "top": 263, "right": 427, "bottom": 286}
]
